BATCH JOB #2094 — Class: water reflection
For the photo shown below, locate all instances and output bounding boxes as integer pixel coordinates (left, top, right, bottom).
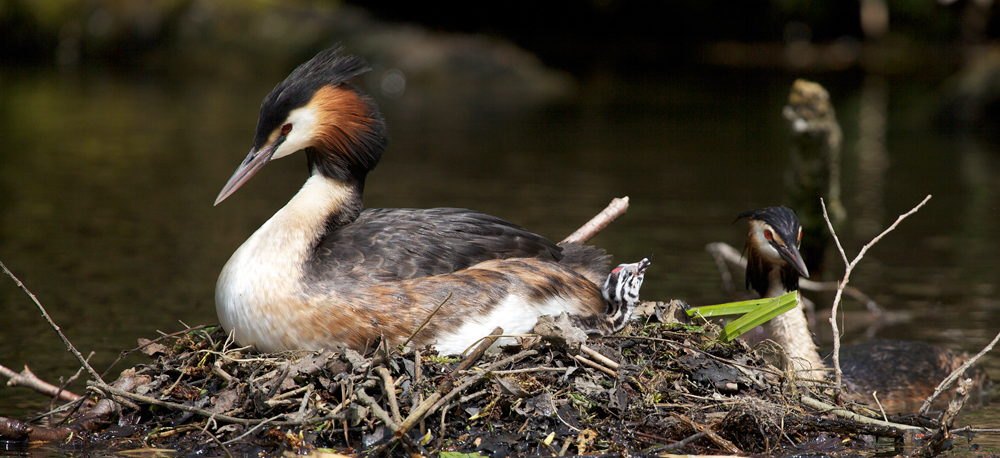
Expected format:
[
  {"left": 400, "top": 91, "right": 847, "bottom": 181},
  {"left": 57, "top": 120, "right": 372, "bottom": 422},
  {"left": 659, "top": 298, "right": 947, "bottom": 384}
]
[{"left": 0, "top": 66, "right": 998, "bottom": 430}]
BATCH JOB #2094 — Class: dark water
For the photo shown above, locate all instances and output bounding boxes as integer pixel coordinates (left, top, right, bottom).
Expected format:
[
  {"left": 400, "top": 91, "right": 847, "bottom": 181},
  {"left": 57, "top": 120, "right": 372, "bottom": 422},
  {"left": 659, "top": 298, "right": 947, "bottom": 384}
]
[{"left": 1, "top": 62, "right": 998, "bottom": 445}]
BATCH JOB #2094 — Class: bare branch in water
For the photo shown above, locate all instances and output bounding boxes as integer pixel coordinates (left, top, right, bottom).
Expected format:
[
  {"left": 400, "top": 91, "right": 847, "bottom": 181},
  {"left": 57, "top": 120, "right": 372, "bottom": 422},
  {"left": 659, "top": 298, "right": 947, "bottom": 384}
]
[
  {"left": 821, "top": 195, "right": 931, "bottom": 399},
  {"left": 1, "top": 260, "right": 106, "bottom": 386},
  {"left": 0, "top": 363, "right": 89, "bottom": 404},
  {"left": 918, "top": 330, "right": 1000, "bottom": 416}
]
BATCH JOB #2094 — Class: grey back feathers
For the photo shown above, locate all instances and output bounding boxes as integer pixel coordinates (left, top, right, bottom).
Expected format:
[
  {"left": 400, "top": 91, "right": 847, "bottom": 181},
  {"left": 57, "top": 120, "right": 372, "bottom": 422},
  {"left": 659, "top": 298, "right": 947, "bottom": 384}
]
[{"left": 307, "top": 208, "right": 610, "bottom": 287}]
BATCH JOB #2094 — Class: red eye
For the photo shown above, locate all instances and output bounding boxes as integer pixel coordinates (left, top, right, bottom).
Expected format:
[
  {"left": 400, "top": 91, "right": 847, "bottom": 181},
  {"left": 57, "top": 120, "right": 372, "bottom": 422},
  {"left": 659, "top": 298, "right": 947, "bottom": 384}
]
[
  {"left": 281, "top": 123, "right": 292, "bottom": 134},
  {"left": 797, "top": 229, "right": 803, "bottom": 241},
  {"left": 764, "top": 229, "right": 773, "bottom": 240}
]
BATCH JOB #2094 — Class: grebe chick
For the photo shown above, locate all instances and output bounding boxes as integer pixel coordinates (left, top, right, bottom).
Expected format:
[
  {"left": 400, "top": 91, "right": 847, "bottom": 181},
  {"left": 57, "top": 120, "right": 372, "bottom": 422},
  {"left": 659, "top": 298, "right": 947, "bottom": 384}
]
[
  {"left": 214, "top": 47, "right": 640, "bottom": 356},
  {"left": 740, "top": 206, "right": 990, "bottom": 412}
]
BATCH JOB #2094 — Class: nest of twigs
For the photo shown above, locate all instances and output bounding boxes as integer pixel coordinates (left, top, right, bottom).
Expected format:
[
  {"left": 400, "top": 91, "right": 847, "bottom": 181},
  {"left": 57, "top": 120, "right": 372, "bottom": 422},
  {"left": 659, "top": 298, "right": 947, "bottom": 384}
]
[{"left": 0, "top": 300, "right": 974, "bottom": 457}]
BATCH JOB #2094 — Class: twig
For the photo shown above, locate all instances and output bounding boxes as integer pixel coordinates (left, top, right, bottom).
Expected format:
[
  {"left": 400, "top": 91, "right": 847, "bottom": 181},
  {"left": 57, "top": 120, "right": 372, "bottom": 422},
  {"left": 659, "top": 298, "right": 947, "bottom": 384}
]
[
  {"left": 200, "top": 415, "right": 235, "bottom": 458},
  {"left": 910, "top": 379, "right": 973, "bottom": 458},
  {"left": 294, "top": 384, "right": 313, "bottom": 422},
  {"left": 356, "top": 388, "right": 400, "bottom": 431},
  {"left": 800, "top": 396, "right": 929, "bottom": 432},
  {"left": 375, "top": 367, "right": 402, "bottom": 425},
  {"left": 580, "top": 345, "right": 619, "bottom": 370},
  {"left": 430, "top": 350, "right": 538, "bottom": 414},
  {"left": 821, "top": 195, "right": 931, "bottom": 394},
  {"left": 402, "top": 292, "right": 452, "bottom": 348},
  {"left": 440, "top": 327, "right": 503, "bottom": 393},
  {"left": 91, "top": 381, "right": 342, "bottom": 427},
  {"left": 572, "top": 354, "right": 617, "bottom": 378},
  {"left": 872, "top": 391, "right": 887, "bottom": 422},
  {"left": 472, "top": 367, "right": 571, "bottom": 375},
  {"left": 917, "top": 328, "right": 1000, "bottom": 416},
  {"left": 644, "top": 431, "right": 707, "bottom": 454},
  {"left": 0, "top": 364, "right": 87, "bottom": 403},
  {"left": 221, "top": 414, "right": 284, "bottom": 446},
  {"left": 396, "top": 349, "right": 538, "bottom": 438},
  {"left": 1, "top": 260, "right": 105, "bottom": 386},
  {"left": 675, "top": 414, "right": 740, "bottom": 454},
  {"left": 560, "top": 197, "right": 629, "bottom": 244}
]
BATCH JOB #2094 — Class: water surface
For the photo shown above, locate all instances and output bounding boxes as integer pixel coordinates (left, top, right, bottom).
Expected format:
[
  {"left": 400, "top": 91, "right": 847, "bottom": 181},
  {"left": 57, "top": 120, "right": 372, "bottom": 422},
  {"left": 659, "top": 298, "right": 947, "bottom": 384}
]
[{"left": 1, "top": 63, "right": 998, "bottom": 445}]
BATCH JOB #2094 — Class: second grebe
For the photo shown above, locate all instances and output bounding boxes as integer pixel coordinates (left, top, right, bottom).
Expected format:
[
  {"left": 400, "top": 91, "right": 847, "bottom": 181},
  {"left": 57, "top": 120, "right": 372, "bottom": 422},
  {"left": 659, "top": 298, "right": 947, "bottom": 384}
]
[
  {"left": 214, "top": 47, "right": 640, "bottom": 355},
  {"left": 740, "top": 206, "right": 990, "bottom": 411}
]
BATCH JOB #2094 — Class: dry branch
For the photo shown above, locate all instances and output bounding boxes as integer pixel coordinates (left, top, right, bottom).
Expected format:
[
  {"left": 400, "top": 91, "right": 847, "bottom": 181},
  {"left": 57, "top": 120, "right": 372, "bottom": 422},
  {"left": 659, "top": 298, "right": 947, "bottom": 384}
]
[
  {"left": 560, "top": 197, "right": 629, "bottom": 244},
  {"left": 0, "top": 364, "right": 88, "bottom": 404},
  {"left": 1, "top": 260, "right": 105, "bottom": 386},
  {"left": 821, "top": 195, "right": 931, "bottom": 394},
  {"left": 918, "top": 329, "right": 1000, "bottom": 416}
]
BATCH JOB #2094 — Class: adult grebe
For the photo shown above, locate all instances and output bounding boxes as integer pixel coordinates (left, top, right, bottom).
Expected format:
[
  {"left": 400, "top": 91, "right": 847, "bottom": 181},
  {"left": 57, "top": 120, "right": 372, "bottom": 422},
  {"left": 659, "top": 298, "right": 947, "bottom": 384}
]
[
  {"left": 739, "top": 206, "right": 990, "bottom": 411},
  {"left": 214, "top": 47, "right": 643, "bottom": 355}
]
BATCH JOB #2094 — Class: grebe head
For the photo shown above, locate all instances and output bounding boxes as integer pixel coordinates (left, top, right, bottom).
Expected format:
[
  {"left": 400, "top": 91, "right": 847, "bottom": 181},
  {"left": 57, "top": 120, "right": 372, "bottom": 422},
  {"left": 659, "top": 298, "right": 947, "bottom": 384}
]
[
  {"left": 602, "top": 257, "right": 651, "bottom": 309},
  {"left": 215, "top": 47, "right": 388, "bottom": 205},
  {"left": 737, "top": 207, "right": 809, "bottom": 297}
]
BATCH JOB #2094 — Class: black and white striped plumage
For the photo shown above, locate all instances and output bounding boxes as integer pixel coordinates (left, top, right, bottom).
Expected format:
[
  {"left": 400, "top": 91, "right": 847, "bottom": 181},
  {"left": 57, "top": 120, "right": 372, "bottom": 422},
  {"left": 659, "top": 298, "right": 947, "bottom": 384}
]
[{"left": 601, "top": 257, "right": 651, "bottom": 332}]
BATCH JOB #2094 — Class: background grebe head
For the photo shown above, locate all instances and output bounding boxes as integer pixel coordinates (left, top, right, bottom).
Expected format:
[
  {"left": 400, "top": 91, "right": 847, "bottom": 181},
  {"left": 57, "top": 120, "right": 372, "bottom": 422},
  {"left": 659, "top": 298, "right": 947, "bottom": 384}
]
[
  {"left": 737, "top": 206, "right": 808, "bottom": 298},
  {"left": 215, "top": 47, "right": 388, "bottom": 205}
]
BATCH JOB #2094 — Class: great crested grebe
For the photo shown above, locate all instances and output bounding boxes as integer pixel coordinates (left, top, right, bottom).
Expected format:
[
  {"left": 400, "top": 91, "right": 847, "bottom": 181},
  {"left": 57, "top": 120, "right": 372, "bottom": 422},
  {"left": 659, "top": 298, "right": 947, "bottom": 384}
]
[
  {"left": 214, "top": 47, "right": 645, "bottom": 356},
  {"left": 740, "top": 206, "right": 990, "bottom": 411}
]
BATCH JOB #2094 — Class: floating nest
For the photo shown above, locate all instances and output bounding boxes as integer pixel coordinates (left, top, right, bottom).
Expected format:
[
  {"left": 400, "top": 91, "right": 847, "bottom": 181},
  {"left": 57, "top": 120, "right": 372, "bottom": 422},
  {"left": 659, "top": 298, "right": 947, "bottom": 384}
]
[{"left": 0, "top": 302, "right": 982, "bottom": 457}]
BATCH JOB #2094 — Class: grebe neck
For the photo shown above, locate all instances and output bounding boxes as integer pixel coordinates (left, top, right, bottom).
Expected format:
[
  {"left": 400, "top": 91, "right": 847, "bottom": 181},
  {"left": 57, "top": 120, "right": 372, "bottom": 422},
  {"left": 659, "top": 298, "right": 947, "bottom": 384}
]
[
  {"left": 215, "top": 174, "right": 360, "bottom": 350},
  {"left": 768, "top": 290, "right": 825, "bottom": 382}
]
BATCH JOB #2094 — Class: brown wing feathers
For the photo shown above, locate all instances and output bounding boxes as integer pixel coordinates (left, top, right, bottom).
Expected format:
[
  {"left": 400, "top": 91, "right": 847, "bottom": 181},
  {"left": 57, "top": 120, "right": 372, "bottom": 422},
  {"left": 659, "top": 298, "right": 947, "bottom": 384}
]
[{"left": 292, "top": 258, "right": 605, "bottom": 351}]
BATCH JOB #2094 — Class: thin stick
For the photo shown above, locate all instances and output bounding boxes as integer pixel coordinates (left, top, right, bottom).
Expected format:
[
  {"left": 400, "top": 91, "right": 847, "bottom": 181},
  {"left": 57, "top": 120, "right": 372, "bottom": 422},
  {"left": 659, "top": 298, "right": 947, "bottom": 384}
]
[
  {"left": 800, "top": 396, "right": 929, "bottom": 432},
  {"left": 560, "top": 197, "right": 629, "bottom": 244},
  {"left": 375, "top": 367, "right": 402, "bottom": 425},
  {"left": 402, "top": 292, "right": 452, "bottom": 348},
  {"left": 92, "top": 382, "right": 342, "bottom": 427},
  {"left": 644, "top": 431, "right": 706, "bottom": 454},
  {"left": 580, "top": 345, "right": 620, "bottom": 370},
  {"left": 396, "top": 349, "right": 538, "bottom": 437},
  {"left": 356, "top": 388, "right": 399, "bottom": 431},
  {"left": 572, "top": 354, "right": 617, "bottom": 378},
  {"left": 221, "top": 414, "right": 284, "bottom": 446},
  {"left": 440, "top": 327, "right": 503, "bottom": 393},
  {"left": 1, "top": 260, "right": 105, "bottom": 386},
  {"left": 917, "top": 328, "right": 1000, "bottom": 416},
  {"left": 475, "top": 367, "right": 572, "bottom": 375},
  {"left": 0, "top": 364, "right": 86, "bottom": 403},
  {"left": 872, "top": 391, "right": 887, "bottom": 422},
  {"left": 675, "top": 414, "right": 740, "bottom": 454},
  {"left": 821, "top": 195, "right": 931, "bottom": 393},
  {"left": 200, "top": 416, "right": 235, "bottom": 458}
]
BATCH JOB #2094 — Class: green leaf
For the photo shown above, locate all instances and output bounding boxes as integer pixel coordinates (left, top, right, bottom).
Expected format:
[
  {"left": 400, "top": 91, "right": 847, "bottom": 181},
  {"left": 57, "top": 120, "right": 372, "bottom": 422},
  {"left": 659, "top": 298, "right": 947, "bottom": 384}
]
[
  {"left": 719, "top": 291, "right": 799, "bottom": 342},
  {"left": 685, "top": 296, "right": 784, "bottom": 318}
]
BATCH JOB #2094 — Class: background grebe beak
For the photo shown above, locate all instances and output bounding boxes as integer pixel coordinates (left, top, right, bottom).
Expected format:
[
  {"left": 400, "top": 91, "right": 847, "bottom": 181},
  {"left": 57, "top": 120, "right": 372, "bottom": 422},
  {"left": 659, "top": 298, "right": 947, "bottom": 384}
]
[
  {"left": 776, "top": 241, "right": 809, "bottom": 279},
  {"left": 214, "top": 134, "right": 287, "bottom": 206}
]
